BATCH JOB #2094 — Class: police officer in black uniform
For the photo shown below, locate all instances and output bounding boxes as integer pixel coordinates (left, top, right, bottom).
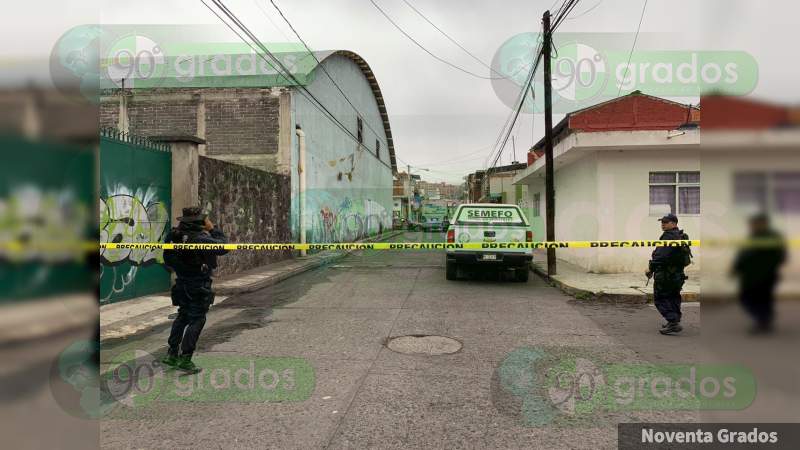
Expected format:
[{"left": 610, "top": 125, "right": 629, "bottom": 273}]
[
  {"left": 646, "top": 213, "right": 690, "bottom": 335},
  {"left": 732, "top": 213, "right": 786, "bottom": 333},
  {"left": 161, "top": 207, "right": 228, "bottom": 373}
]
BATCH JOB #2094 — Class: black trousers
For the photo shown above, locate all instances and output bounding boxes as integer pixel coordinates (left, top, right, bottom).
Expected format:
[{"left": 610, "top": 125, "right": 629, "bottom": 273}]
[
  {"left": 654, "top": 272, "right": 685, "bottom": 323},
  {"left": 740, "top": 279, "right": 777, "bottom": 327},
  {"left": 167, "top": 279, "right": 214, "bottom": 357}
]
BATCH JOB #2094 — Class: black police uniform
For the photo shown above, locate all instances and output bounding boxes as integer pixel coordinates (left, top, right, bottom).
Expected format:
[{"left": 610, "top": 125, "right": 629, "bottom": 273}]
[
  {"left": 732, "top": 228, "right": 786, "bottom": 330},
  {"left": 163, "top": 220, "right": 228, "bottom": 360},
  {"left": 649, "top": 227, "right": 689, "bottom": 325}
]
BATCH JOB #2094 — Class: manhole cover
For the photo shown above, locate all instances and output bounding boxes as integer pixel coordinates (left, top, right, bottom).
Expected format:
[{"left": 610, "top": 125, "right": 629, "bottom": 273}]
[{"left": 386, "top": 335, "right": 462, "bottom": 355}]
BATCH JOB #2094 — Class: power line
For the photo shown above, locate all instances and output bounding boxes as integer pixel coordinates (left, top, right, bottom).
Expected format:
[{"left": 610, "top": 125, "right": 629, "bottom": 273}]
[
  {"left": 399, "top": 0, "right": 508, "bottom": 80},
  {"left": 414, "top": 145, "right": 494, "bottom": 166},
  {"left": 552, "top": 0, "right": 583, "bottom": 30},
  {"left": 485, "top": 32, "right": 544, "bottom": 171},
  {"left": 369, "top": 0, "right": 504, "bottom": 80},
  {"left": 563, "top": 0, "right": 603, "bottom": 21},
  {"left": 616, "top": 0, "right": 648, "bottom": 98},
  {"left": 202, "top": 0, "right": 373, "bottom": 160},
  {"left": 485, "top": 0, "right": 580, "bottom": 172},
  {"left": 251, "top": 0, "right": 293, "bottom": 41},
  {"left": 267, "top": 0, "right": 389, "bottom": 153}
]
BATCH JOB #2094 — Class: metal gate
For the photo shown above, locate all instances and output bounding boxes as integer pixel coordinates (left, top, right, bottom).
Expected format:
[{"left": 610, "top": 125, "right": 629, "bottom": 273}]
[{"left": 100, "top": 129, "right": 172, "bottom": 303}]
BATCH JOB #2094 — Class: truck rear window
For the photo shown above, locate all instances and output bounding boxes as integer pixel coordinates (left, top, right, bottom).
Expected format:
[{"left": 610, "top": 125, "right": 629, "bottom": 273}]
[{"left": 455, "top": 206, "right": 527, "bottom": 226}]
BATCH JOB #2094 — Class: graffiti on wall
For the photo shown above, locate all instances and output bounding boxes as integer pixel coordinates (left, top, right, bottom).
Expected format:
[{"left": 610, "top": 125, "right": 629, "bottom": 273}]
[
  {"left": 0, "top": 185, "right": 91, "bottom": 300},
  {"left": 0, "top": 185, "right": 90, "bottom": 263},
  {"left": 100, "top": 184, "right": 169, "bottom": 302},
  {"left": 309, "top": 195, "right": 390, "bottom": 243}
]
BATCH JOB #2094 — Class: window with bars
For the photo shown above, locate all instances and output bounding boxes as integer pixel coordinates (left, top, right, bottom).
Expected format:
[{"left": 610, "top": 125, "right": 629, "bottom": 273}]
[
  {"left": 533, "top": 192, "right": 541, "bottom": 217},
  {"left": 649, "top": 171, "right": 700, "bottom": 215},
  {"left": 357, "top": 116, "right": 363, "bottom": 144}
]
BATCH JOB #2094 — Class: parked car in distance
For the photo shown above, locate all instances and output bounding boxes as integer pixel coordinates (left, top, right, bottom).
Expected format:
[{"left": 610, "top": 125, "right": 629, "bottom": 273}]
[{"left": 444, "top": 203, "right": 533, "bottom": 282}]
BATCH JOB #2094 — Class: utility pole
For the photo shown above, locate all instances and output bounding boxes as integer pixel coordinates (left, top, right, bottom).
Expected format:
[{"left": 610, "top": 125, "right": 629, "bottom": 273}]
[
  {"left": 407, "top": 164, "right": 412, "bottom": 223},
  {"left": 543, "top": 10, "right": 557, "bottom": 276},
  {"left": 296, "top": 125, "right": 307, "bottom": 256}
]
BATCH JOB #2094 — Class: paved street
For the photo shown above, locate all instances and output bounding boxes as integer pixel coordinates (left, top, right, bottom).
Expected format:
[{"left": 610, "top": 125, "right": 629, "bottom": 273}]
[{"left": 100, "top": 232, "right": 700, "bottom": 449}]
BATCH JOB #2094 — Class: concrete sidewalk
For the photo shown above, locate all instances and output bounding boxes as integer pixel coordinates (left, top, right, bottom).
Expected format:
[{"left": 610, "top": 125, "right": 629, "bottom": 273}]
[
  {"left": 530, "top": 250, "right": 700, "bottom": 303},
  {"left": 0, "top": 294, "right": 96, "bottom": 344},
  {"left": 100, "top": 230, "right": 404, "bottom": 341}
]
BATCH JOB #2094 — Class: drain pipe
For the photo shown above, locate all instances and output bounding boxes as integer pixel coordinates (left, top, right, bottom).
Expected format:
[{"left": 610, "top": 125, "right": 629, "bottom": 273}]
[{"left": 296, "top": 125, "right": 307, "bottom": 257}]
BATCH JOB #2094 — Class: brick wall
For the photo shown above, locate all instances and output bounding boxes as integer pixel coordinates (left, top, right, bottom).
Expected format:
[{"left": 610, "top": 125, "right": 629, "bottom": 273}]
[
  {"left": 99, "top": 87, "right": 281, "bottom": 161},
  {"left": 198, "top": 156, "right": 292, "bottom": 276},
  {"left": 205, "top": 94, "right": 279, "bottom": 155}
]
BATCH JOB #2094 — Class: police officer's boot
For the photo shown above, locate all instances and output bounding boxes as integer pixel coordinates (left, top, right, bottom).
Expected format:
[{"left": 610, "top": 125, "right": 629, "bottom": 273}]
[
  {"left": 161, "top": 348, "right": 180, "bottom": 368},
  {"left": 659, "top": 321, "right": 683, "bottom": 335},
  {"left": 177, "top": 355, "right": 202, "bottom": 374}
]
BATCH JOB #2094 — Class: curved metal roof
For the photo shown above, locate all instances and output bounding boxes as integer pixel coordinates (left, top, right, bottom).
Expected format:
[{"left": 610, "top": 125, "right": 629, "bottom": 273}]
[{"left": 315, "top": 50, "right": 397, "bottom": 174}]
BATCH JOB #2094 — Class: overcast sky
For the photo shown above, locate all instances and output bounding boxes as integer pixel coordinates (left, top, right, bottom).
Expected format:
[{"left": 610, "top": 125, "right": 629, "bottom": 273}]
[{"left": 4, "top": 0, "right": 799, "bottom": 183}]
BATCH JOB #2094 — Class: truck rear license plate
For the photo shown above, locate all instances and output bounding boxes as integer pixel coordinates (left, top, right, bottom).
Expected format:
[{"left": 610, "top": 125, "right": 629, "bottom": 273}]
[{"left": 482, "top": 254, "right": 497, "bottom": 261}]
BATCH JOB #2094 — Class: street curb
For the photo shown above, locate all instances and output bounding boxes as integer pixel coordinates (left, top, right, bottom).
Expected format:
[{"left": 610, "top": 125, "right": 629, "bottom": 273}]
[
  {"left": 530, "top": 264, "right": 700, "bottom": 304},
  {"left": 214, "top": 230, "right": 406, "bottom": 295}
]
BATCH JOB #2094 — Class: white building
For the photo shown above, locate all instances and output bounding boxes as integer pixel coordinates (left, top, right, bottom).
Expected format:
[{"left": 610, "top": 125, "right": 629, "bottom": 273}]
[{"left": 513, "top": 92, "right": 700, "bottom": 273}]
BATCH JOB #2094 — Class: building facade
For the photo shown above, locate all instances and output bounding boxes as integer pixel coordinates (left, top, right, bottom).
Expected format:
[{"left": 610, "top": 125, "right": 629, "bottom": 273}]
[
  {"left": 99, "top": 49, "right": 397, "bottom": 244},
  {"left": 513, "top": 92, "right": 700, "bottom": 273},
  {"left": 416, "top": 181, "right": 462, "bottom": 201}
]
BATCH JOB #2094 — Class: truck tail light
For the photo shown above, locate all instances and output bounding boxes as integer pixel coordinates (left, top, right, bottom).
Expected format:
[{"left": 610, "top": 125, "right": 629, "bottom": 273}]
[
  {"left": 447, "top": 229, "right": 455, "bottom": 243},
  {"left": 526, "top": 230, "right": 533, "bottom": 242}
]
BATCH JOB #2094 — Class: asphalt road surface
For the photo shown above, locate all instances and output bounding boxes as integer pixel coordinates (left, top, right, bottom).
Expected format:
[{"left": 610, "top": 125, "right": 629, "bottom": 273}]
[{"left": 100, "top": 231, "right": 703, "bottom": 449}]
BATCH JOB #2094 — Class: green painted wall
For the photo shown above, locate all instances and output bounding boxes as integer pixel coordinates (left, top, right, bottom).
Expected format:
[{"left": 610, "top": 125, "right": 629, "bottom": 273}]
[
  {"left": 0, "top": 136, "right": 94, "bottom": 302},
  {"left": 99, "top": 134, "right": 171, "bottom": 303}
]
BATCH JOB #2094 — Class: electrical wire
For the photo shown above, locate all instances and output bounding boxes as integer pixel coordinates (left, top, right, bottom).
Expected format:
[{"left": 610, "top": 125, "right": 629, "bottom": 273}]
[
  {"left": 369, "top": 0, "right": 504, "bottom": 80},
  {"left": 202, "top": 0, "right": 373, "bottom": 160},
  {"left": 552, "top": 0, "right": 583, "bottom": 30},
  {"left": 267, "top": 0, "right": 389, "bottom": 153},
  {"left": 484, "top": 0, "right": 580, "bottom": 173},
  {"left": 563, "top": 0, "right": 603, "bottom": 21},
  {"left": 616, "top": 0, "right": 648, "bottom": 98},
  {"left": 251, "top": 0, "right": 293, "bottom": 41},
  {"left": 414, "top": 145, "right": 494, "bottom": 166},
  {"left": 485, "top": 34, "right": 544, "bottom": 171},
  {"left": 399, "top": 0, "right": 508, "bottom": 80}
]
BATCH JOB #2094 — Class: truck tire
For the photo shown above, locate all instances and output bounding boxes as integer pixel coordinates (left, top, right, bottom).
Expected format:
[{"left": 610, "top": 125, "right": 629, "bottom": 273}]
[
  {"left": 515, "top": 266, "right": 530, "bottom": 282},
  {"left": 446, "top": 260, "right": 458, "bottom": 280}
]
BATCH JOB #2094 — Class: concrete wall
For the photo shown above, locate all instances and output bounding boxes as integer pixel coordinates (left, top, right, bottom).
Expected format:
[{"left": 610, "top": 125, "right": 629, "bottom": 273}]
[
  {"left": 523, "top": 148, "right": 701, "bottom": 273},
  {"left": 198, "top": 156, "right": 292, "bottom": 277},
  {"left": 99, "top": 87, "right": 287, "bottom": 173},
  {"left": 525, "top": 154, "right": 601, "bottom": 270},
  {"left": 595, "top": 149, "right": 700, "bottom": 273},
  {"left": 292, "top": 54, "right": 393, "bottom": 242},
  {"left": 700, "top": 138, "right": 800, "bottom": 294},
  {"left": 488, "top": 173, "right": 517, "bottom": 203}
]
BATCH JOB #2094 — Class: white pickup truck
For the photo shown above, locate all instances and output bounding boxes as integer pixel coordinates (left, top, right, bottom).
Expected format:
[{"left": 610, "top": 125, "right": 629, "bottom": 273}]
[{"left": 444, "top": 203, "right": 533, "bottom": 282}]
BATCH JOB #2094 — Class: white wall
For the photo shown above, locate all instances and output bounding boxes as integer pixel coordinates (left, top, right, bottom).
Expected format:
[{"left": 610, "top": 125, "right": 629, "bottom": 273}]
[
  {"left": 522, "top": 148, "right": 702, "bottom": 273},
  {"left": 291, "top": 54, "right": 393, "bottom": 242},
  {"left": 700, "top": 141, "right": 800, "bottom": 295},
  {"left": 523, "top": 153, "right": 600, "bottom": 271},
  {"left": 596, "top": 149, "right": 700, "bottom": 273}
]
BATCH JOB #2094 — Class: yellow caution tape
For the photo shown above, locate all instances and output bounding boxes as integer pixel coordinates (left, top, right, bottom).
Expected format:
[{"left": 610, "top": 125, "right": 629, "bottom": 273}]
[
  {"left": 0, "top": 241, "right": 100, "bottom": 252},
  {"left": 4, "top": 239, "right": 799, "bottom": 253},
  {"left": 94, "top": 240, "right": 702, "bottom": 251}
]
